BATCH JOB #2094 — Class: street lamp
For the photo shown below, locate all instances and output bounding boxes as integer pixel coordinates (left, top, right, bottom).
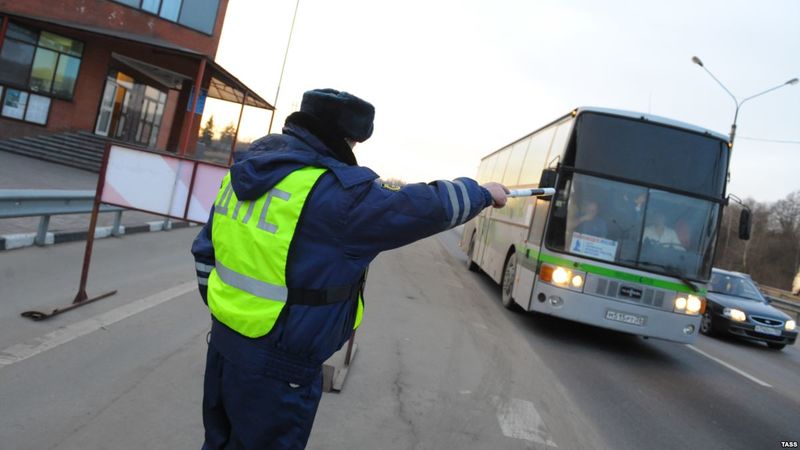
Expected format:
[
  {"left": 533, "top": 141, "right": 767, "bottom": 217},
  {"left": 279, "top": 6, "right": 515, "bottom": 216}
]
[{"left": 691, "top": 56, "right": 798, "bottom": 146}]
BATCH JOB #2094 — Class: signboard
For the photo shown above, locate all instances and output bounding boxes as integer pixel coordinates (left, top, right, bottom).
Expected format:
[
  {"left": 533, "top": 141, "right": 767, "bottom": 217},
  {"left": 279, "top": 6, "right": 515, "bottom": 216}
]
[
  {"left": 570, "top": 232, "right": 618, "bottom": 262},
  {"left": 101, "top": 145, "right": 225, "bottom": 224},
  {"left": 186, "top": 87, "right": 208, "bottom": 114}
]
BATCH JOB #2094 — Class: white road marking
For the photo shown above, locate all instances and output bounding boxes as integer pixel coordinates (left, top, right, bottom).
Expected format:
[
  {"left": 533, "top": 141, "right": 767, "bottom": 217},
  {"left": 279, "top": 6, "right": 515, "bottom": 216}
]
[
  {"left": 493, "top": 396, "right": 558, "bottom": 447},
  {"left": 0, "top": 282, "right": 196, "bottom": 368},
  {"left": 686, "top": 344, "right": 772, "bottom": 388}
]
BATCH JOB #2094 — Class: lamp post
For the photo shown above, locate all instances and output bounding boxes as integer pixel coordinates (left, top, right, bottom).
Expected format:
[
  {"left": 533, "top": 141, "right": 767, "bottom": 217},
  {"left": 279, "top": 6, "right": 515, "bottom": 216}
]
[{"left": 691, "top": 56, "right": 798, "bottom": 146}]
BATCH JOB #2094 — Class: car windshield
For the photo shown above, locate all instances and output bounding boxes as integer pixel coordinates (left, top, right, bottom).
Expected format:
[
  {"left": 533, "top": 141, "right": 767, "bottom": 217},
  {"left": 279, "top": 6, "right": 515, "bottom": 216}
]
[
  {"left": 709, "top": 273, "right": 764, "bottom": 301},
  {"left": 545, "top": 173, "right": 720, "bottom": 280}
]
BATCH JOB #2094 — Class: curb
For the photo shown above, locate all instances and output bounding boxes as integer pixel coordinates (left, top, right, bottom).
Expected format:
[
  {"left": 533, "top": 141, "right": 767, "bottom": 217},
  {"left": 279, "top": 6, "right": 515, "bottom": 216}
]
[{"left": 0, "top": 220, "right": 196, "bottom": 252}]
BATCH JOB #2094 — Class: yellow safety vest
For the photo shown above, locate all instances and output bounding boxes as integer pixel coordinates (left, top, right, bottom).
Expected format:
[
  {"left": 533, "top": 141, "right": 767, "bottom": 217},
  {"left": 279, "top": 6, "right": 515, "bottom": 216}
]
[{"left": 207, "top": 167, "right": 364, "bottom": 338}]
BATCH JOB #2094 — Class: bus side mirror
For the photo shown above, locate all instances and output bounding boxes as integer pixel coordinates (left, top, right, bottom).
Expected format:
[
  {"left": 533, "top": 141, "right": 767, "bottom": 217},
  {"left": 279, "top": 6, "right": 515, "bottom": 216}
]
[
  {"left": 738, "top": 208, "right": 751, "bottom": 240},
  {"left": 538, "top": 169, "right": 557, "bottom": 202},
  {"left": 540, "top": 169, "right": 557, "bottom": 188}
]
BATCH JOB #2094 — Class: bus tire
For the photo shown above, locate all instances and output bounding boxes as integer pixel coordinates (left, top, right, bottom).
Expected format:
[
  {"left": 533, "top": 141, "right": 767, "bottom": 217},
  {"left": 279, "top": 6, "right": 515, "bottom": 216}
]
[
  {"left": 467, "top": 233, "right": 480, "bottom": 272},
  {"left": 501, "top": 252, "right": 521, "bottom": 311}
]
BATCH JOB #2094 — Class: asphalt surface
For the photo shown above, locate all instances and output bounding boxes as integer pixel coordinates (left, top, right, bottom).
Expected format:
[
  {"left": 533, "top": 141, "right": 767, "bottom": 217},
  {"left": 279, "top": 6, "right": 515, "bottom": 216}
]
[{"left": 0, "top": 227, "right": 797, "bottom": 449}]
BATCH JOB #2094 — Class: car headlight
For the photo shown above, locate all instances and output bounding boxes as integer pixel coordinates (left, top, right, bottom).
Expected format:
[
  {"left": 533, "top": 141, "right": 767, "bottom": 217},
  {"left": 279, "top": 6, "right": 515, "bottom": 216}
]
[
  {"left": 723, "top": 307, "right": 746, "bottom": 322},
  {"left": 786, "top": 320, "right": 796, "bottom": 331}
]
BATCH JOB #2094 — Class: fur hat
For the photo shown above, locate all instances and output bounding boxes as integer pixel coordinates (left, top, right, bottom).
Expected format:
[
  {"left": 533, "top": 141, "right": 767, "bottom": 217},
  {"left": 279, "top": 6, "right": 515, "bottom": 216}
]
[{"left": 300, "top": 89, "right": 375, "bottom": 142}]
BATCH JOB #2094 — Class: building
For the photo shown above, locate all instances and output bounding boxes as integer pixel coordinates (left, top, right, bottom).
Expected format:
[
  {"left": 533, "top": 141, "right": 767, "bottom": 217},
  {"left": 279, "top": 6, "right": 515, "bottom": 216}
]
[{"left": 0, "top": 0, "right": 272, "bottom": 169}]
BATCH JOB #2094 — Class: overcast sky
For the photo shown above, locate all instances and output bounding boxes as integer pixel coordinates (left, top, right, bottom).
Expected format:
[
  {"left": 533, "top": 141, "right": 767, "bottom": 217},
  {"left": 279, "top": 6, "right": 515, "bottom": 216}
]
[{"left": 214, "top": 0, "right": 799, "bottom": 203}]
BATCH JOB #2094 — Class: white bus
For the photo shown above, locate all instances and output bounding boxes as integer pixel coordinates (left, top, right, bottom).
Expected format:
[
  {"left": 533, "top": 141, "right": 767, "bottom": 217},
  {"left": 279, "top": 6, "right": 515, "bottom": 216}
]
[{"left": 462, "top": 107, "right": 735, "bottom": 343}]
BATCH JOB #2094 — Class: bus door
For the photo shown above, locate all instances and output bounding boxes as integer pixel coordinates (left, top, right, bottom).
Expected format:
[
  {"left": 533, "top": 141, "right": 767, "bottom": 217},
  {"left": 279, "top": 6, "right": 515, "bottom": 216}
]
[
  {"left": 475, "top": 209, "right": 494, "bottom": 268},
  {"left": 514, "top": 196, "right": 551, "bottom": 309}
]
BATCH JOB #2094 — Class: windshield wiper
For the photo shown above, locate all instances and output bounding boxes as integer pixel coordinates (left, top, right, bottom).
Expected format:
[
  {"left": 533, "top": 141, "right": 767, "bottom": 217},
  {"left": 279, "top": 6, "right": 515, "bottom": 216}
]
[{"left": 638, "top": 261, "right": 699, "bottom": 292}]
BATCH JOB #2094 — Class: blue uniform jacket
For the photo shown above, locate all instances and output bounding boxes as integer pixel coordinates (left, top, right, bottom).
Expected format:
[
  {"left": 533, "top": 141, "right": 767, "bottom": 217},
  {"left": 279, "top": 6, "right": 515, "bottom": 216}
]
[{"left": 191, "top": 123, "right": 493, "bottom": 381}]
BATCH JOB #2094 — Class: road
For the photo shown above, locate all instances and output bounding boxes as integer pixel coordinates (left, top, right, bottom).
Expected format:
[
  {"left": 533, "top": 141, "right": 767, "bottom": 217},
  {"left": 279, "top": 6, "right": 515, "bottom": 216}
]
[{"left": 0, "top": 227, "right": 798, "bottom": 449}]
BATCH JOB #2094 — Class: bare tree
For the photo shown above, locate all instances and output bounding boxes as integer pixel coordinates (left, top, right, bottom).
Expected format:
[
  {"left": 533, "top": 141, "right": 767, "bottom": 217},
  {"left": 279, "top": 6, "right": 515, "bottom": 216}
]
[{"left": 714, "top": 190, "right": 800, "bottom": 291}]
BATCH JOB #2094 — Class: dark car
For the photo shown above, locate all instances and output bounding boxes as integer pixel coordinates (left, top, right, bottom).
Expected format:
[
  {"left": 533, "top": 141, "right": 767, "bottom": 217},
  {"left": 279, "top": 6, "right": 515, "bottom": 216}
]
[{"left": 700, "top": 268, "right": 798, "bottom": 350}]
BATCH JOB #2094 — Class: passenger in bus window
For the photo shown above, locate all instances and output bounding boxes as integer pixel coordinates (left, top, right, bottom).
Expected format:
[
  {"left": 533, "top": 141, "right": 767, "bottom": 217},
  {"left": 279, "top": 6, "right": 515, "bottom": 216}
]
[
  {"left": 622, "top": 191, "right": 646, "bottom": 223},
  {"left": 643, "top": 212, "right": 684, "bottom": 249},
  {"left": 675, "top": 219, "right": 693, "bottom": 250},
  {"left": 574, "top": 200, "right": 608, "bottom": 237}
]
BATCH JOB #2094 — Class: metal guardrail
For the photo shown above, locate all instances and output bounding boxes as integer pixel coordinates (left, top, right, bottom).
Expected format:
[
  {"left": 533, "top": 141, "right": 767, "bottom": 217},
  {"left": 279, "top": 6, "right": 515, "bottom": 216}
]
[
  {"left": 764, "top": 296, "right": 800, "bottom": 321},
  {"left": 758, "top": 285, "right": 800, "bottom": 321},
  {"left": 0, "top": 189, "right": 125, "bottom": 245}
]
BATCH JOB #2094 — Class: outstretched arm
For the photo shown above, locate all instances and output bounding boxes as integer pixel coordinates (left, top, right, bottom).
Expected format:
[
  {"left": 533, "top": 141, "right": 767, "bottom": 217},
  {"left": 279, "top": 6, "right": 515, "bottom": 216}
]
[{"left": 344, "top": 177, "right": 506, "bottom": 258}]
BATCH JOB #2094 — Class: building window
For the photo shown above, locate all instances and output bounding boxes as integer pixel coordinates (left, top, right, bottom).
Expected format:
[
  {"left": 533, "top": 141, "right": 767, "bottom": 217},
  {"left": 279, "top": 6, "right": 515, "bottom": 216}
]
[
  {"left": 0, "top": 25, "right": 37, "bottom": 86},
  {"left": 110, "top": 0, "right": 220, "bottom": 35},
  {"left": 159, "top": 0, "right": 182, "bottom": 21},
  {"left": 0, "top": 85, "right": 51, "bottom": 125},
  {"left": 0, "top": 23, "right": 84, "bottom": 100}
]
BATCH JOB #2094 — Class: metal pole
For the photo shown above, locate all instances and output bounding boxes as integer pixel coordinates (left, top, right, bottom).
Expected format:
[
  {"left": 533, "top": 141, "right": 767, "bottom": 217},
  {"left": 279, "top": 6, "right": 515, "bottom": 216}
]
[
  {"left": 35, "top": 215, "right": 50, "bottom": 246},
  {"left": 344, "top": 330, "right": 356, "bottom": 366},
  {"left": 74, "top": 143, "right": 112, "bottom": 303},
  {"left": 730, "top": 81, "right": 796, "bottom": 146},
  {"left": 183, "top": 163, "right": 200, "bottom": 220},
  {"left": 0, "top": 16, "right": 9, "bottom": 51},
  {"left": 180, "top": 58, "right": 207, "bottom": 156},
  {"left": 267, "top": 0, "right": 301, "bottom": 134},
  {"left": 693, "top": 57, "right": 798, "bottom": 147},
  {"left": 730, "top": 104, "right": 740, "bottom": 145},
  {"left": 227, "top": 92, "right": 247, "bottom": 166},
  {"left": 111, "top": 210, "right": 123, "bottom": 237}
]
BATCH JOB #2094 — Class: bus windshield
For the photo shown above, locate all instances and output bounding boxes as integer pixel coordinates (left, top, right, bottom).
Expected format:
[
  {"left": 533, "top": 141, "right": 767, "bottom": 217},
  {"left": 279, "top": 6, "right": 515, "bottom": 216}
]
[
  {"left": 546, "top": 174, "right": 720, "bottom": 280},
  {"left": 573, "top": 112, "right": 728, "bottom": 197}
]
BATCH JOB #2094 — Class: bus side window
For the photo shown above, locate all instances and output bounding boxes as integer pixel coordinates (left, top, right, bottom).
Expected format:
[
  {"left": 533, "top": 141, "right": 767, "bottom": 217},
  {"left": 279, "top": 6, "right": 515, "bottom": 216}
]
[
  {"left": 519, "top": 128, "right": 555, "bottom": 185},
  {"left": 503, "top": 140, "right": 529, "bottom": 187}
]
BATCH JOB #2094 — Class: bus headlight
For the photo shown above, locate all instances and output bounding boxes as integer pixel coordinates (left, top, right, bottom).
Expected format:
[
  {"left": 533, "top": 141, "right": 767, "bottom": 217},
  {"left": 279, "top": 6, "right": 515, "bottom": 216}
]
[
  {"left": 786, "top": 320, "right": 796, "bottom": 331},
  {"left": 552, "top": 267, "right": 570, "bottom": 285},
  {"left": 686, "top": 295, "right": 703, "bottom": 315},
  {"left": 539, "top": 264, "right": 585, "bottom": 292},
  {"left": 674, "top": 297, "right": 687, "bottom": 311},
  {"left": 723, "top": 307, "right": 746, "bottom": 322}
]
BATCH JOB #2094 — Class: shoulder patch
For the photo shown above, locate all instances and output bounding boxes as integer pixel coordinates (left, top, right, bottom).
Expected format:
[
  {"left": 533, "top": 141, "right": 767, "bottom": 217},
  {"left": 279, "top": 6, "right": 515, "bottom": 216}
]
[{"left": 381, "top": 183, "right": 401, "bottom": 192}]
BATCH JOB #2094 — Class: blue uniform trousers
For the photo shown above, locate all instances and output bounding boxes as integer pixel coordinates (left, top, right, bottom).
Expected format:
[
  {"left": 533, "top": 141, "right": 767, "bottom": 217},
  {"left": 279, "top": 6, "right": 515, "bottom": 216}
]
[{"left": 201, "top": 333, "right": 324, "bottom": 449}]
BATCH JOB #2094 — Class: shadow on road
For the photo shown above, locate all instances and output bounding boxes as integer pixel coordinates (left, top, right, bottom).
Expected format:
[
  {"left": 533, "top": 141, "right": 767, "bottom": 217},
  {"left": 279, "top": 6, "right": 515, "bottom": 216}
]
[
  {"left": 703, "top": 330, "right": 797, "bottom": 355},
  {"left": 519, "top": 312, "right": 676, "bottom": 363},
  {"left": 466, "top": 263, "right": 677, "bottom": 365}
]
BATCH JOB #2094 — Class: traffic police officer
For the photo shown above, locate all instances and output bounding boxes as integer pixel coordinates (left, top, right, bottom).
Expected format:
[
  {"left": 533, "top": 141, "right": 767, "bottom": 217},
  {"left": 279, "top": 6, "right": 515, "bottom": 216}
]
[{"left": 191, "top": 88, "right": 508, "bottom": 449}]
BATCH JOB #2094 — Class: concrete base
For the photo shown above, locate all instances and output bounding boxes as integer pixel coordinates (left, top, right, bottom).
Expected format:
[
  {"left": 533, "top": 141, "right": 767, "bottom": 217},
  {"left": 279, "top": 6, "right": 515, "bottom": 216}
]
[{"left": 322, "top": 343, "right": 357, "bottom": 393}]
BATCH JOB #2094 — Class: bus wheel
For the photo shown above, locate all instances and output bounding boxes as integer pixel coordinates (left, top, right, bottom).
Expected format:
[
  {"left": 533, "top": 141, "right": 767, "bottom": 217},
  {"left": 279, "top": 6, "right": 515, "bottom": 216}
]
[
  {"left": 501, "top": 253, "right": 520, "bottom": 311},
  {"left": 467, "top": 233, "right": 480, "bottom": 272}
]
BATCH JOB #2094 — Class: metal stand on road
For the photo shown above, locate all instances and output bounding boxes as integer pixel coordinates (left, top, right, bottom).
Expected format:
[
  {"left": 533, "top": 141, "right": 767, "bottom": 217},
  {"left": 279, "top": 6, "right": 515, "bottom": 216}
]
[
  {"left": 322, "top": 331, "right": 358, "bottom": 393},
  {"left": 21, "top": 144, "right": 117, "bottom": 321}
]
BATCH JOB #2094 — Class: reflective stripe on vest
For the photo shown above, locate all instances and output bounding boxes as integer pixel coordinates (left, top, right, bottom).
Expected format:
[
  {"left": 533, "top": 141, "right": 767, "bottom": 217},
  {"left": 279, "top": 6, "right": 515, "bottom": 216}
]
[
  {"left": 207, "top": 166, "right": 327, "bottom": 338},
  {"left": 354, "top": 293, "right": 364, "bottom": 329}
]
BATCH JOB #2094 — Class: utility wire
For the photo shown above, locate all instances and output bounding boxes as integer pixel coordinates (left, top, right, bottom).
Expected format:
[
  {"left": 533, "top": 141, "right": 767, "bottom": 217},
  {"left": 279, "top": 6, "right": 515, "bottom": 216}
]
[
  {"left": 738, "top": 136, "right": 800, "bottom": 144},
  {"left": 267, "top": 0, "right": 301, "bottom": 133}
]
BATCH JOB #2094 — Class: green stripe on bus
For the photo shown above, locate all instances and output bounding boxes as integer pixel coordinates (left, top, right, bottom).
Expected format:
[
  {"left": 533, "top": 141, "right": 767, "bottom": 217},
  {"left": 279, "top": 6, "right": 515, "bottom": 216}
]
[{"left": 535, "top": 251, "right": 705, "bottom": 295}]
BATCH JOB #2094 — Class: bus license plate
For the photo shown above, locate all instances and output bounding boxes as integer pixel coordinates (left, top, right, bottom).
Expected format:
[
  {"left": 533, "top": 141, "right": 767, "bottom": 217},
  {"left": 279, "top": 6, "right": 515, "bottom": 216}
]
[
  {"left": 605, "top": 310, "right": 646, "bottom": 327},
  {"left": 755, "top": 325, "right": 782, "bottom": 336}
]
